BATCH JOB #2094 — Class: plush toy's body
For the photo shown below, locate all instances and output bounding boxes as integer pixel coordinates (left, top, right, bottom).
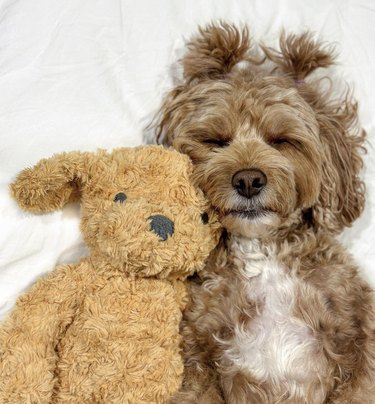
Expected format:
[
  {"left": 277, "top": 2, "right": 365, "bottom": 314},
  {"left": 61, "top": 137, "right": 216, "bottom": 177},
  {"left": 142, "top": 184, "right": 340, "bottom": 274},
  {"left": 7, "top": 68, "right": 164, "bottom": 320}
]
[
  {"left": 2, "top": 261, "right": 183, "bottom": 403},
  {"left": 0, "top": 146, "right": 220, "bottom": 403}
]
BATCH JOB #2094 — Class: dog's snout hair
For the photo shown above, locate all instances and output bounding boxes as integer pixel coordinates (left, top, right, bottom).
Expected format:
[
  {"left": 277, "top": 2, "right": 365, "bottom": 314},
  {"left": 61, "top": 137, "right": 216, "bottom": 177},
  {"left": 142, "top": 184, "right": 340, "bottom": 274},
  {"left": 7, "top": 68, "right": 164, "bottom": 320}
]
[{"left": 232, "top": 169, "right": 267, "bottom": 199}]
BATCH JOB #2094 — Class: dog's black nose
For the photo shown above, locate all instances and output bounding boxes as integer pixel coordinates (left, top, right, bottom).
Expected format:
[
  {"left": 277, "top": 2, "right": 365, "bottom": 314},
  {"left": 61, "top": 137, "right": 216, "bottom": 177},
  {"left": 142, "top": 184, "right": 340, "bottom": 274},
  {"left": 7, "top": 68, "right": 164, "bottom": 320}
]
[
  {"left": 148, "top": 215, "right": 175, "bottom": 241},
  {"left": 232, "top": 169, "right": 267, "bottom": 199}
]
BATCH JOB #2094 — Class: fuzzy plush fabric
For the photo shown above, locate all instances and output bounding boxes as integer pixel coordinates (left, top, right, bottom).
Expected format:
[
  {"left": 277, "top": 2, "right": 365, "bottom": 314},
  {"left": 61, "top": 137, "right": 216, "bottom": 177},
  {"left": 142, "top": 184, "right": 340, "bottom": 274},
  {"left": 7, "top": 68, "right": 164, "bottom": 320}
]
[{"left": 0, "top": 145, "right": 221, "bottom": 403}]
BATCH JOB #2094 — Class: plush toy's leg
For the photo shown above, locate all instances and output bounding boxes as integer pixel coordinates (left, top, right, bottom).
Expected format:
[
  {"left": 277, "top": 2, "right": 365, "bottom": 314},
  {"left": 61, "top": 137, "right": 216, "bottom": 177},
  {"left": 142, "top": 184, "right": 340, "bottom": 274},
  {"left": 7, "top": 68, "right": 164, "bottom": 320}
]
[{"left": 0, "top": 264, "right": 81, "bottom": 403}]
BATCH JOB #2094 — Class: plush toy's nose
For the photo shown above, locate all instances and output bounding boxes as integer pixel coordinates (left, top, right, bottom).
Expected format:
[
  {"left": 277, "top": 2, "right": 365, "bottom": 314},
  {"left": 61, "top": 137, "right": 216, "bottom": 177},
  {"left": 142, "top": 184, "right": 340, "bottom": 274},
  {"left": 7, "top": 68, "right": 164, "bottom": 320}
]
[{"left": 148, "top": 215, "right": 175, "bottom": 241}]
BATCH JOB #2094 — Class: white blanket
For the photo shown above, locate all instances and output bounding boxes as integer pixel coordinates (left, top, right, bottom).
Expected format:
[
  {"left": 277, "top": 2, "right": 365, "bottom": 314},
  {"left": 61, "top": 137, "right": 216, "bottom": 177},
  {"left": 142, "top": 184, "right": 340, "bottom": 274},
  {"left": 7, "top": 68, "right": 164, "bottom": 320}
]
[{"left": 1, "top": 0, "right": 374, "bottom": 319}]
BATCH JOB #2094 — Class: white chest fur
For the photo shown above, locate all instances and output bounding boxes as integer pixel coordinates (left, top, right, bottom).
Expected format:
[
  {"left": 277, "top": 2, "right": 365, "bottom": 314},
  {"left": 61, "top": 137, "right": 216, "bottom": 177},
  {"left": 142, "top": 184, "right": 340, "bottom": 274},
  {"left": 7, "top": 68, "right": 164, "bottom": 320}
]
[{"left": 224, "top": 237, "right": 321, "bottom": 396}]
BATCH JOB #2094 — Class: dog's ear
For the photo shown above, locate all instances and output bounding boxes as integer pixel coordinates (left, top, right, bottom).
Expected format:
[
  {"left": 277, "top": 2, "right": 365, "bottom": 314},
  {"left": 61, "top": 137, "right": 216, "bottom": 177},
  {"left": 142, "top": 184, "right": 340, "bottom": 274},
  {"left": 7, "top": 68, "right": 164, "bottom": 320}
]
[
  {"left": 263, "top": 31, "right": 365, "bottom": 233},
  {"left": 312, "top": 98, "right": 366, "bottom": 233},
  {"left": 156, "top": 22, "right": 250, "bottom": 144},
  {"left": 182, "top": 21, "right": 250, "bottom": 82},
  {"left": 10, "top": 151, "right": 95, "bottom": 213},
  {"left": 262, "top": 31, "right": 335, "bottom": 80}
]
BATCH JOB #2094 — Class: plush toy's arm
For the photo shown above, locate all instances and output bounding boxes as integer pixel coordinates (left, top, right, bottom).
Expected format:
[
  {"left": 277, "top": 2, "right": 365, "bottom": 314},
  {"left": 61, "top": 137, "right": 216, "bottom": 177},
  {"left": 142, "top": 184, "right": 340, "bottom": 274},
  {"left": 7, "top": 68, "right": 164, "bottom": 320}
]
[
  {"left": 0, "top": 262, "right": 84, "bottom": 403},
  {"left": 171, "top": 280, "right": 190, "bottom": 312}
]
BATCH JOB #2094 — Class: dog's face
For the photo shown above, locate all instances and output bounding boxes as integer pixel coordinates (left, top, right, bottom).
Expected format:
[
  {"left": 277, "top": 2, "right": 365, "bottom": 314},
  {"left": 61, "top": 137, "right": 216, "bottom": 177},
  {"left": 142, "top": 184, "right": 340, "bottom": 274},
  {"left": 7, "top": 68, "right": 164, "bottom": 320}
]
[
  {"left": 161, "top": 77, "right": 322, "bottom": 237},
  {"left": 156, "top": 23, "right": 365, "bottom": 237}
]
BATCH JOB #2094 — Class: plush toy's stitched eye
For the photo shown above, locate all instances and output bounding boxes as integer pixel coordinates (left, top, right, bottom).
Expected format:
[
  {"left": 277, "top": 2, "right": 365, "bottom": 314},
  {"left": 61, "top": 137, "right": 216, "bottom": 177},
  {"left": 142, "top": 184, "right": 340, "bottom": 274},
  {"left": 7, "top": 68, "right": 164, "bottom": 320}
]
[
  {"left": 114, "top": 192, "right": 127, "bottom": 203},
  {"left": 201, "top": 212, "right": 209, "bottom": 224}
]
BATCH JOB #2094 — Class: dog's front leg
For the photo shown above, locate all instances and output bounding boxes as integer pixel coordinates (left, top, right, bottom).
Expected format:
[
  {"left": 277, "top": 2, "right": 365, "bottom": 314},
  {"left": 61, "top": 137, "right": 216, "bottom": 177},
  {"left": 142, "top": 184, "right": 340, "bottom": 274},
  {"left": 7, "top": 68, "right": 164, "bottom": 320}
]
[{"left": 170, "top": 316, "right": 224, "bottom": 404}]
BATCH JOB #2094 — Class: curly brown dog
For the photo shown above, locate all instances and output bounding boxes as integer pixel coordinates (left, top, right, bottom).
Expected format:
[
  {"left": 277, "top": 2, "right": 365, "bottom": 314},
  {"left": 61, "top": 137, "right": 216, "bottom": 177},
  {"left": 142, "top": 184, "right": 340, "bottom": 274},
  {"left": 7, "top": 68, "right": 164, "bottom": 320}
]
[{"left": 156, "top": 22, "right": 375, "bottom": 403}]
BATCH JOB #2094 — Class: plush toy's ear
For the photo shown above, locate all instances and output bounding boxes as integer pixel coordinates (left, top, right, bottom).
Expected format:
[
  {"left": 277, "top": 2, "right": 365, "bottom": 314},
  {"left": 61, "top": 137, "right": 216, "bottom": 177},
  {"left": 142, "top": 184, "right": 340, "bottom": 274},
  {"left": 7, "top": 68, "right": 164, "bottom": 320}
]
[
  {"left": 10, "top": 151, "right": 94, "bottom": 213},
  {"left": 181, "top": 21, "right": 250, "bottom": 82},
  {"left": 261, "top": 31, "right": 335, "bottom": 80}
]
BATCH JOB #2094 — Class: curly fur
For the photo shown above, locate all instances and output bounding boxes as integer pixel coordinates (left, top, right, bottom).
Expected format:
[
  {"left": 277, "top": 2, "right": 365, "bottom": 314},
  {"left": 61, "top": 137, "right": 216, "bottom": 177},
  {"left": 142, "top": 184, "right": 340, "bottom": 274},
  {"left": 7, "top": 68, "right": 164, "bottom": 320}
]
[
  {"left": 0, "top": 146, "right": 221, "bottom": 403},
  {"left": 155, "top": 22, "right": 375, "bottom": 403}
]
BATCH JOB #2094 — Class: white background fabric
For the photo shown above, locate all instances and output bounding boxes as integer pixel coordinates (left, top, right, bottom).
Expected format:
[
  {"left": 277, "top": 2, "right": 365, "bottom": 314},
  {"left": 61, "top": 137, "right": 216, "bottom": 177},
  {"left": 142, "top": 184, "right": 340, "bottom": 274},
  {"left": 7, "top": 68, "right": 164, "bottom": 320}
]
[{"left": 0, "top": 0, "right": 374, "bottom": 319}]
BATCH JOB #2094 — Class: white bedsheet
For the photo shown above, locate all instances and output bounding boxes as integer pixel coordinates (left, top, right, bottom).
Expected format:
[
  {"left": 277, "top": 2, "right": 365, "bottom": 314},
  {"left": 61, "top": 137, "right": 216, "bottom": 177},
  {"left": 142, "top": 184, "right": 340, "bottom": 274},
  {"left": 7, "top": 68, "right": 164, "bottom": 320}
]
[{"left": 0, "top": 0, "right": 374, "bottom": 319}]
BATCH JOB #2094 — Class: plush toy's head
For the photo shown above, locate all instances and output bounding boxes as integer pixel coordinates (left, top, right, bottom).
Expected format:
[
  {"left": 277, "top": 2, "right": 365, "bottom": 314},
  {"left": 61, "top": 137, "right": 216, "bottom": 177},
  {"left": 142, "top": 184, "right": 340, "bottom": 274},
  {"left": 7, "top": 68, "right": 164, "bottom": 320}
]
[{"left": 11, "top": 146, "right": 221, "bottom": 279}]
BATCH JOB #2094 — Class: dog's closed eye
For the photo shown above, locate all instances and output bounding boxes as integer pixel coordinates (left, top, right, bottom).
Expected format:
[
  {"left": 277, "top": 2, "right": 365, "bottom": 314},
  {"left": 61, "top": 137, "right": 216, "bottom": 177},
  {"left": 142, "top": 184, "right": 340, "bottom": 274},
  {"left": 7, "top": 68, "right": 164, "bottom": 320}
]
[
  {"left": 269, "top": 138, "right": 291, "bottom": 146},
  {"left": 272, "top": 138, "right": 290, "bottom": 145},
  {"left": 268, "top": 137, "right": 303, "bottom": 150},
  {"left": 202, "top": 138, "right": 230, "bottom": 148}
]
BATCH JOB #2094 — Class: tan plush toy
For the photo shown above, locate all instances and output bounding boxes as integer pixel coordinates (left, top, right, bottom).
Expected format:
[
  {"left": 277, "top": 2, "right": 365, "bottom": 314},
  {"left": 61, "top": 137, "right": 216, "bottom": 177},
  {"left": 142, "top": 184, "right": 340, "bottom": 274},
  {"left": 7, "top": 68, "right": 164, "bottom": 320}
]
[{"left": 0, "top": 145, "right": 221, "bottom": 403}]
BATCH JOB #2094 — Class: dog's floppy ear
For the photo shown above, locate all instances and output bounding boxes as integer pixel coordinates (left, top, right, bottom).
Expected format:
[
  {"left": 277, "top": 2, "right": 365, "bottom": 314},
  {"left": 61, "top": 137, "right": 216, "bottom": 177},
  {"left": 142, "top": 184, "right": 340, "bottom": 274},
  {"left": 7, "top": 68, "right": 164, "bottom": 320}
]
[
  {"left": 182, "top": 21, "right": 250, "bottom": 82},
  {"left": 10, "top": 151, "right": 95, "bottom": 213},
  {"left": 262, "top": 31, "right": 335, "bottom": 80},
  {"left": 312, "top": 99, "right": 366, "bottom": 233},
  {"left": 263, "top": 32, "right": 365, "bottom": 233}
]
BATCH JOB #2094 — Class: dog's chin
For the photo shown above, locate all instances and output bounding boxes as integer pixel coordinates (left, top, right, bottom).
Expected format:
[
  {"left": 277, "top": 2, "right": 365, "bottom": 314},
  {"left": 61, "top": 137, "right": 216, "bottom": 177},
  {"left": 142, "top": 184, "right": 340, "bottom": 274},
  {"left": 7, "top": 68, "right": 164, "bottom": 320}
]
[{"left": 220, "top": 209, "right": 280, "bottom": 239}]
